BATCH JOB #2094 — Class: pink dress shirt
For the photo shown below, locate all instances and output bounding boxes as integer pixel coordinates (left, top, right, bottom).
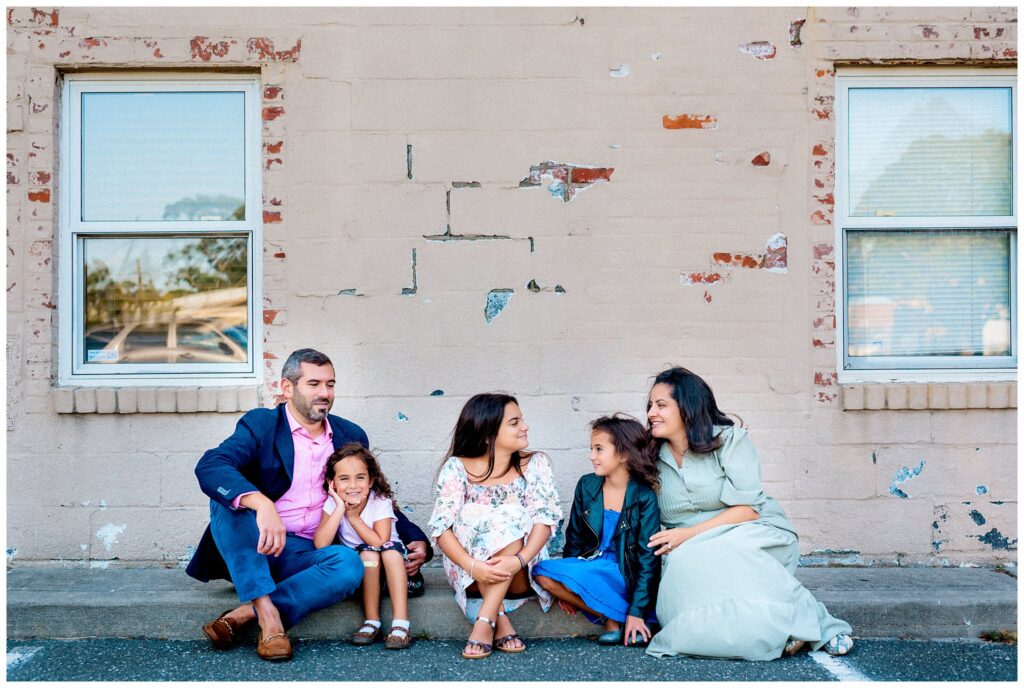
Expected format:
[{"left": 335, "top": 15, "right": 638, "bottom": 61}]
[{"left": 231, "top": 405, "right": 335, "bottom": 540}]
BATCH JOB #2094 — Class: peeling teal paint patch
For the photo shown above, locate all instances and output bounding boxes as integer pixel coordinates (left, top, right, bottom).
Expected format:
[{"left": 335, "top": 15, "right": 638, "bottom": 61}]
[
  {"left": 976, "top": 485, "right": 989, "bottom": 495},
  {"left": 975, "top": 528, "right": 1017, "bottom": 551},
  {"left": 397, "top": 412, "right": 409, "bottom": 422},
  {"left": 485, "top": 289, "right": 514, "bottom": 323},
  {"left": 888, "top": 460, "right": 925, "bottom": 499},
  {"left": 430, "top": 389, "right": 445, "bottom": 397},
  {"left": 969, "top": 510, "right": 986, "bottom": 526}
]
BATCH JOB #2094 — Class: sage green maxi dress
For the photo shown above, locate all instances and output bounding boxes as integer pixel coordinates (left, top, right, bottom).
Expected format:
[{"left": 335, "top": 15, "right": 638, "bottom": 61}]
[{"left": 646, "top": 425, "right": 851, "bottom": 661}]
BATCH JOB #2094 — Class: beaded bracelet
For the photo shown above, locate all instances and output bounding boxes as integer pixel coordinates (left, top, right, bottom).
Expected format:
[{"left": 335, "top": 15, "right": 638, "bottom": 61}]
[{"left": 514, "top": 553, "right": 527, "bottom": 571}]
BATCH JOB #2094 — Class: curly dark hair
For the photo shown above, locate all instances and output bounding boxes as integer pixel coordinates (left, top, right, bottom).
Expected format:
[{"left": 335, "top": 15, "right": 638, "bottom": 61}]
[
  {"left": 590, "top": 414, "right": 660, "bottom": 491},
  {"left": 322, "top": 442, "right": 394, "bottom": 502}
]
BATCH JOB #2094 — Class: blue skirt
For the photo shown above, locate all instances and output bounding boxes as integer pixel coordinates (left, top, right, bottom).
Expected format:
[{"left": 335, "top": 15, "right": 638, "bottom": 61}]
[{"left": 534, "top": 552, "right": 629, "bottom": 624}]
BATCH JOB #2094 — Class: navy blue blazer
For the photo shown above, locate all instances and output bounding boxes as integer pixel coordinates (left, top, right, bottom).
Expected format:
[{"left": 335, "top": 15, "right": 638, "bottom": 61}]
[{"left": 186, "top": 404, "right": 430, "bottom": 583}]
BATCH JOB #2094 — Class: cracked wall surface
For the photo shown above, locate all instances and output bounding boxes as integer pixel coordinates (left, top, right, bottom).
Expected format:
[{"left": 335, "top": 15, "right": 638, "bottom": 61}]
[{"left": 5, "top": 6, "right": 1017, "bottom": 568}]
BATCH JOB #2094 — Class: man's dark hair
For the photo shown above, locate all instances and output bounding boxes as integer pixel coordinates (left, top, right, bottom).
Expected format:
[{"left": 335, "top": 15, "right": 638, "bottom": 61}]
[{"left": 281, "top": 348, "right": 332, "bottom": 384}]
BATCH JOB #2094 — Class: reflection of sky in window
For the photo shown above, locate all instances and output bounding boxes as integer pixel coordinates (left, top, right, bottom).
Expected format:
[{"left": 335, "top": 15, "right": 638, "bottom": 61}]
[
  {"left": 848, "top": 88, "right": 1011, "bottom": 215},
  {"left": 82, "top": 91, "right": 245, "bottom": 221},
  {"left": 84, "top": 236, "right": 246, "bottom": 293}
]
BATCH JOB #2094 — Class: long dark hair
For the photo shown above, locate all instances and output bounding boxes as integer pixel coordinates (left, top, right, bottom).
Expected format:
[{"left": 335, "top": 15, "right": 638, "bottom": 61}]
[
  {"left": 590, "top": 414, "right": 660, "bottom": 491},
  {"left": 445, "top": 393, "right": 534, "bottom": 483},
  {"left": 647, "top": 367, "right": 735, "bottom": 454},
  {"left": 323, "top": 442, "right": 395, "bottom": 501}
]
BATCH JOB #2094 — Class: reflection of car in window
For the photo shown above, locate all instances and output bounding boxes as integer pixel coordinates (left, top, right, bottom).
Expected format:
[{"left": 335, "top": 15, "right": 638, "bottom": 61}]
[{"left": 85, "top": 319, "right": 247, "bottom": 364}]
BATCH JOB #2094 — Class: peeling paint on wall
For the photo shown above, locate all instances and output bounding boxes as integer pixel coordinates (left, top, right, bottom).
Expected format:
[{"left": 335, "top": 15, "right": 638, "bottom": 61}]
[
  {"left": 430, "top": 389, "right": 445, "bottom": 396},
  {"left": 609, "top": 64, "right": 630, "bottom": 78},
  {"left": 526, "top": 279, "right": 566, "bottom": 294},
  {"left": 95, "top": 523, "right": 126, "bottom": 555},
  {"left": 651, "top": 52, "right": 662, "bottom": 60},
  {"left": 932, "top": 505, "right": 949, "bottom": 552},
  {"left": 396, "top": 412, "right": 409, "bottom": 422},
  {"left": 663, "top": 114, "right": 718, "bottom": 130},
  {"left": 976, "top": 485, "right": 989, "bottom": 495},
  {"left": 889, "top": 461, "right": 925, "bottom": 499},
  {"left": 975, "top": 528, "right": 1017, "bottom": 551},
  {"left": 519, "top": 161, "right": 614, "bottom": 203},
  {"left": 738, "top": 41, "right": 777, "bottom": 60},
  {"left": 484, "top": 289, "right": 514, "bottom": 323},
  {"left": 789, "top": 18, "right": 806, "bottom": 46},
  {"left": 401, "top": 249, "right": 417, "bottom": 296},
  {"left": 968, "top": 510, "right": 986, "bottom": 526}
]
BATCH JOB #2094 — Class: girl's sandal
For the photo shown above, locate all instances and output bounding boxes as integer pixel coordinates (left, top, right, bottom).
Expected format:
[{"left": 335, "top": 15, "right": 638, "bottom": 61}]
[
  {"left": 350, "top": 623, "right": 382, "bottom": 646},
  {"left": 494, "top": 609, "right": 527, "bottom": 653},
  {"left": 461, "top": 616, "right": 495, "bottom": 660},
  {"left": 384, "top": 626, "right": 413, "bottom": 650}
]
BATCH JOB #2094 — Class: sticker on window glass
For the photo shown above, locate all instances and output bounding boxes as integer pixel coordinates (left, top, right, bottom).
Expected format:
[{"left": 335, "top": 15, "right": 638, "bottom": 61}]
[{"left": 87, "top": 350, "right": 119, "bottom": 362}]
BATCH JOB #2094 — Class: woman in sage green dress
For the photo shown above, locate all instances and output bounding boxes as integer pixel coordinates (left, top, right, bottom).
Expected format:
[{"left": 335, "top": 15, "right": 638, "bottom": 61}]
[{"left": 644, "top": 367, "right": 853, "bottom": 661}]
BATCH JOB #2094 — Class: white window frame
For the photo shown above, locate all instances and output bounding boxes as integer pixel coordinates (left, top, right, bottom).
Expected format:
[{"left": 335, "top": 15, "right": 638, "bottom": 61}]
[
  {"left": 58, "top": 73, "right": 263, "bottom": 386},
  {"left": 835, "top": 67, "right": 1017, "bottom": 384}
]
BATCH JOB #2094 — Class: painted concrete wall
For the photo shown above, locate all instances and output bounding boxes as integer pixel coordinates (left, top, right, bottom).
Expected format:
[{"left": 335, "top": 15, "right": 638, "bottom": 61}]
[{"left": 6, "top": 6, "right": 1018, "bottom": 569}]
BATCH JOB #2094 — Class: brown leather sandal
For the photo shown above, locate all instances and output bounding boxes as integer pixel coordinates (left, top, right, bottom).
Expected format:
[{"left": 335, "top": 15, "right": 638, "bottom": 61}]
[
  {"left": 783, "top": 639, "right": 807, "bottom": 656},
  {"left": 202, "top": 609, "right": 250, "bottom": 650},
  {"left": 351, "top": 622, "right": 383, "bottom": 646},
  {"left": 461, "top": 616, "right": 495, "bottom": 659},
  {"left": 384, "top": 625, "right": 413, "bottom": 650}
]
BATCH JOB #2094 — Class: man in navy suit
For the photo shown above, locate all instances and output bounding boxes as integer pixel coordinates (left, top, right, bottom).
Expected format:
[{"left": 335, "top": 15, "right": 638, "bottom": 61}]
[{"left": 187, "top": 348, "right": 431, "bottom": 661}]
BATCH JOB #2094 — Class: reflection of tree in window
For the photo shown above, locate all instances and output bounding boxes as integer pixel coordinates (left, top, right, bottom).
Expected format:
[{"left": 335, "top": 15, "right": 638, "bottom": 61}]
[
  {"left": 161, "top": 194, "right": 245, "bottom": 221},
  {"left": 165, "top": 237, "right": 247, "bottom": 295}
]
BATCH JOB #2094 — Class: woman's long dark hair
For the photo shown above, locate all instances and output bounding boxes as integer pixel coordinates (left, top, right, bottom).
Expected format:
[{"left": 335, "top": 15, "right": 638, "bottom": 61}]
[
  {"left": 647, "top": 367, "right": 735, "bottom": 454},
  {"left": 591, "top": 414, "right": 660, "bottom": 491},
  {"left": 323, "top": 442, "right": 395, "bottom": 501},
  {"left": 444, "top": 393, "right": 534, "bottom": 483}
]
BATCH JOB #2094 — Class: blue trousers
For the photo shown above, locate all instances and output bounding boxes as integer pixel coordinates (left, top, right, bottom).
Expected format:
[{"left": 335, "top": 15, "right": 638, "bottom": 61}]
[{"left": 209, "top": 501, "right": 362, "bottom": 629}]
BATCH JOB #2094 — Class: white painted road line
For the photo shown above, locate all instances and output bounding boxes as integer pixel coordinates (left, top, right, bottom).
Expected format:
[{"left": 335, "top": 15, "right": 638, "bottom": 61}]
[
  {"left": 809, "top": 650, "right": 872, "bottom": 682},
  {"left": 7, "top": 646, "right": 43, "bottom": 671}
]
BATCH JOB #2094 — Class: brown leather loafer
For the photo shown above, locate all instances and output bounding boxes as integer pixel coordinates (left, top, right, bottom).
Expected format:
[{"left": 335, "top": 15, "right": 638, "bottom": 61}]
[
  {"left": 257, "top": 628, "right": 293, "bottom": 662},
  {"left": 202, "top": 609, "right": 251, "bottom": 650}
]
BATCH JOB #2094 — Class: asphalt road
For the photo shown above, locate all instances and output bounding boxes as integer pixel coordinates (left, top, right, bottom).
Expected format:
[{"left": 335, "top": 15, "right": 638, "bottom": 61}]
[{"left": 6, "top": 637, "right": 1017, "bottom": 682}]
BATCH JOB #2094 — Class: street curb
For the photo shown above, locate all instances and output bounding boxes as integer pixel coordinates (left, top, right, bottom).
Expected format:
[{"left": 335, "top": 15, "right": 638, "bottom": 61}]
[{"left": 6, "top": 566, "right": 1016, "bottom": 641}]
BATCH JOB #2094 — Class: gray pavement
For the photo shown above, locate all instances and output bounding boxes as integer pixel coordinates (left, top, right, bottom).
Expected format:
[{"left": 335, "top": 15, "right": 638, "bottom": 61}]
[
  {"left": 6, "top": 565, "right": 1017, "bottom": 641},
  {"left": 5, "top": 637, "right": 1018, "bottom": 682}
]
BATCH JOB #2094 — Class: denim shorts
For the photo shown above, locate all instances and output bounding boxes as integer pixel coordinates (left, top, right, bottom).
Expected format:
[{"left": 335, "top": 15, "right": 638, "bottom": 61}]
[{"left": 355, "top": 540, "right": 407, "bottom": 560}]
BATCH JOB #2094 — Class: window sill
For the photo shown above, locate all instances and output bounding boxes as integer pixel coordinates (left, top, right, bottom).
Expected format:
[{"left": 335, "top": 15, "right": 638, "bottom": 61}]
[
  {"left": 51, "top": 385, "right": 266, "bottom": 414},
  {"left": 840, "top": 382, "right": 1017, "bottom": 411}
]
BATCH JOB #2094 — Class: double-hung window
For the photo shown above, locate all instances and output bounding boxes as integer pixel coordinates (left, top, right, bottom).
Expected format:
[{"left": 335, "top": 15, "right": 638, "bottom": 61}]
[
  {"left": 59, "top": 74, "right": 262, "bottom": 384},
  {"left": 836, "top": 69, "right": 1016, "bottom": 382}
]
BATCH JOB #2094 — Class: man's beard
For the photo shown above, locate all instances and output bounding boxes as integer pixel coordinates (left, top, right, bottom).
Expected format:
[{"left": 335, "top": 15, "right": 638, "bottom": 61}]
[{"left": 297, "top": 395, "right": 331, "bottom": 422}]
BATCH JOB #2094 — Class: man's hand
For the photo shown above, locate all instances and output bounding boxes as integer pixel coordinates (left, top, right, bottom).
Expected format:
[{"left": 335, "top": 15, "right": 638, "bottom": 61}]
[
  {"left": 405, "top": 541, "right": 428, "bottom": 576},
  {"left": 254, "top": 503, "right": 287, "bottom": 556}
]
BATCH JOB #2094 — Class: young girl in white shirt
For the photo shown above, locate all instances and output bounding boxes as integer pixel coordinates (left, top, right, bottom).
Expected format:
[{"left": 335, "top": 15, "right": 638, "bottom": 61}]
[{"left": 313, "top": 442, "right": 412, "bottom": 649}]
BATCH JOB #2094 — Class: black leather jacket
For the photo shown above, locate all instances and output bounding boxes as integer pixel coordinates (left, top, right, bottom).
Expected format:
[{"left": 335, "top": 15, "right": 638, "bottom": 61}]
[{"left": 562, "top": 473, "right": 661, "bottom": 619}]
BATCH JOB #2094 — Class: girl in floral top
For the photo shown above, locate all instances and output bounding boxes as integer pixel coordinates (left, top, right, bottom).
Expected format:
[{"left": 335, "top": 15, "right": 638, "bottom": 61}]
[{"left": 428, "top": 393, "right": 562, "bottom": 659}]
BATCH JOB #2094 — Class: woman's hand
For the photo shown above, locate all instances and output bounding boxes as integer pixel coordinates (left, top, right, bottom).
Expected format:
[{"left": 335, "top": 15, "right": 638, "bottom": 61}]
[
  {"left": 485, "top": 554, "right": 523, "bottom": 577},
  {"left": 623, "top": 615, "right": 652, "bottom": 645},
  {"left": 557, "top": 599, "right": 577, "bottom": 615},
  {"left": 648, "top": 527, "right": 695, "bottom": 556},
  {"left": 470, "top": 559, "right": 513, "bottom": 584}
]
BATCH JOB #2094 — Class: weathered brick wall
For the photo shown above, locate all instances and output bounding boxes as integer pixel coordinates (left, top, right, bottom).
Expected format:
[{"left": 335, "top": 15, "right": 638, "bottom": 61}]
[{"left": 5, "top": 7, "right": 1017, "bottom": 569}]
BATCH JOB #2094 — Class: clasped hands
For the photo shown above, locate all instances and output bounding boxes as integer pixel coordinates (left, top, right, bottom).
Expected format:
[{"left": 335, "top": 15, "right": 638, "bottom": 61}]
[{"left": 468, "top": 553, "right": 525, "bottom": 584}]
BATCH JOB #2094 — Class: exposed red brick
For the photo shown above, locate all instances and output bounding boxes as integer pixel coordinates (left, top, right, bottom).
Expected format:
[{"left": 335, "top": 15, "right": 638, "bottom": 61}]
[
  {"left": 41, "top": 298, "right": 56, "bottom": 310},
  {"left": 815, "top": 68, "right": 834, "bottom": 78},
  {"left": 812, "top": 337, "right": 830, "bottom": 349},
  {"left": 247, "top": 37, "right": 301, "bottom": 61},
  {"left": 58, "top": 50, "right": 70, "bottom": 58},
  {"left": 1002, "top": 48, "right": 1017, "bottom": 59},
  {"left": 30, "top": 171, "right": 50, "bottom": 184},
  {"left": 663, "top": 114, "right": 718, "bottom": 130},
  {"left": 153, "top": 48, "right": 163, "bottom": 58},
  {"left": 263, "top": 85, "right": 283, "bottom": 100},
  {"left": 273, "top": 251, "right": 286, "bottom": 259},
  {"left": 810, "top": 210, "right": 830, "bottom": 224},
  {"left": 31, "top": 8, "right": 58, "bottom": 27},
  {"left": 751, "top": 152, "right": 771, "bottom": 167},
  {"left": 812, "top": 144, "right": 828, "bottom": 156},
  {"left": 682, "top": 272, "right": 724, "bottom": 285},
  {"left": 814, "top": 178, "right": 825, "bottom": 188},
  {"left": 815, "top": 392, "right": 837, "bottom": 404},
  {"left": 264, "top": 141, "right": 283, "bottom": 154},
  {"left": 263, "top": 210, "right": 282, "bottom": 224},
  {"left": 263, "top": 351, "right": 278, "bottom": 359},
  {"left": 190, "top": 36, "right": 233, "bottom": 61},
  {"left": 811, "top": 107, "right": 833, "bottom": 120},
  {"left": 264, "top": 157, "right": 282, "bottom": 170},
  {"left": 263, "top": 309, "right": 281, "bottom": 325},
  {"left": 703, "top": 290, "right": 712, "bottom": 303},
  {"left": 262, "top": 106, "right": 284, "bottom": 121},
  {"left": 920, "top": 25, "right": 939, "bottom": 38},
  {"left": 813, "top": 371, "right": 838, "bottom": 387},
  {"left": 79, "top": 37, "right": 104, "bottom": 48},
  {"left": 569, "top": 167, "right": 614, "bottom": 184},
  {"left": 763, "top": 234, "right": 787, "bottom": 271},
  {"left": 27, "top": 189, "right": 50, "bottom": 203},
  {"left": 738, "top": 41, "right": 777, "bottom": 60},
  {"left": 713, "top": 253, "right": 762, "bottom": 269},
  {"left": 815, "top": 192, "right": 834, "bottom": 207},
  {"left": 267, "top": 197, "right": 282, "bottom": 206},
  {"left": 812, "top": 243, "right": 833, "bottom": 259},
  {"left": 813, "top": 315, "right": 836, "bottom": 330}
]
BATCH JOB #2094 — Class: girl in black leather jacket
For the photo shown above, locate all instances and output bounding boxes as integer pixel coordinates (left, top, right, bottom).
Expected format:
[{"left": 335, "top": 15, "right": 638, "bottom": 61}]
[{"left": 533, "top": 415, "right": 661, "bottom": 646}]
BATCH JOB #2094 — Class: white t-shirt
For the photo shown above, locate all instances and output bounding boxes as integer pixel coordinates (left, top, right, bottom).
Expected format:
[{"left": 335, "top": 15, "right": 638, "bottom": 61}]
[{"left": 323, "top": 492, "right": 400, "bottom": 548}]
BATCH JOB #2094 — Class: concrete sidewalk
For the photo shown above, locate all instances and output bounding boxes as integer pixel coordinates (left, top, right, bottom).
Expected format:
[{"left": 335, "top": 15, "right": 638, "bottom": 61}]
[{"left": 6, "top": 566, "right": 1017, "bottom": 641}]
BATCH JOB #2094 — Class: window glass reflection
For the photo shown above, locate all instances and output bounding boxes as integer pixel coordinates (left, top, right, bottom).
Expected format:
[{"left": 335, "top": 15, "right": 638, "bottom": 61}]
[
  {"left": 81, "top": 91, "right": 246, "bottom": 222},
  {"left": 83, "top": 236, "right": 248, "bottom": 365}
]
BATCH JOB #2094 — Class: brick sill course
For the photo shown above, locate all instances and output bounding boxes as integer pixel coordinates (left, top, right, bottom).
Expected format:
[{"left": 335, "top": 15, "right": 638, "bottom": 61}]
[
  {"left": 841, "top": 382, "right": 1017, "bottom": 411},
  {"left": 52, "top": 386, "right": 264, "bottom": 414}
]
